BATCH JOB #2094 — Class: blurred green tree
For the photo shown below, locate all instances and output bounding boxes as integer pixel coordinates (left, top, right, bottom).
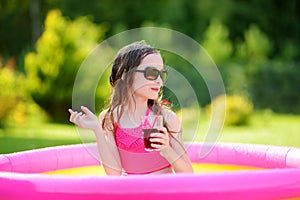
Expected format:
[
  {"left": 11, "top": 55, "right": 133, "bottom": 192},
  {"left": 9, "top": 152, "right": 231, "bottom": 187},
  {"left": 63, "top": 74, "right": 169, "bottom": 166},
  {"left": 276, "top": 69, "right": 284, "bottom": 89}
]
[
  {"left": 0, "top": 0, "right": 32, "bottom": 57},
  {"left": 25, "top": 10, "right": 107, "bottom": 122},
  {"left": 1, "top": 0, "right": 299, "bottom": 114},
  {"left": 202, "top": 18, "right": 233, "bottom": 64},
  {"left": 246, "top": 60, "right": 300, "bottom": 113},
  {"left": 0, "top": 65, "right": 26, "bottom": 127},
  {"left": 236, "top": 24, "right": 272, "bottom": 61}
]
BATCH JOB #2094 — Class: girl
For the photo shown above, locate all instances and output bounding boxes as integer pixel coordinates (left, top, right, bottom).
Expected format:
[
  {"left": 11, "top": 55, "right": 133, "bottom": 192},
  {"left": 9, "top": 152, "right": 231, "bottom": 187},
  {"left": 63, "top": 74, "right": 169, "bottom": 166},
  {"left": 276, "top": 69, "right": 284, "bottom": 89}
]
[{"left": 68, "top": 41, "right": 193, "bottom": 175}]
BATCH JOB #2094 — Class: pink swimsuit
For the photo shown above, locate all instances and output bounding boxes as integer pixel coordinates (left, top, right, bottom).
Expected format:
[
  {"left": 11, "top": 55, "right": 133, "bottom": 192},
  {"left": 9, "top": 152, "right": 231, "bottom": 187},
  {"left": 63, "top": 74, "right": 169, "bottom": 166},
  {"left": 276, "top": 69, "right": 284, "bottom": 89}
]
[{"left": 114, "top": 108, "right": 171, "bottom": 174}]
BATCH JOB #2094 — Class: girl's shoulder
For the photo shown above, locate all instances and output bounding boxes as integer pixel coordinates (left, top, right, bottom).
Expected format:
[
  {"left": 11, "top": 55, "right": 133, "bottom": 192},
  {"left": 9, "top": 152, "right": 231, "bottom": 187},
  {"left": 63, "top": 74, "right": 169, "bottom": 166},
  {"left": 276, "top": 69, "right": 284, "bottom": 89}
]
[
  {"left": 99, "top": 107, "right": 120, "bottom": 121},
  {"left": 161, "top": 108, "right": 181, "bottom": 133},
  {"left": 99, "top": 109, "right": 108, "bottom": 121},
  {"left": 99, "top": 108, "right": 119, "bottom": 133}
]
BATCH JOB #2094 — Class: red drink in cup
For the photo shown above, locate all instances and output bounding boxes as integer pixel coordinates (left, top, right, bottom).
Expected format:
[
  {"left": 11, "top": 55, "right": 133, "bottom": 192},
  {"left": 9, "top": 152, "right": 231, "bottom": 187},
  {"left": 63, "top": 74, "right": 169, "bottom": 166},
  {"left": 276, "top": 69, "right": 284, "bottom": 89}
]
[
  {"left": 143, "top": 128, "right": 159, "bottom": 151},
  {"left": 141, "top": 115, "right": 163, "bottom": 151}
]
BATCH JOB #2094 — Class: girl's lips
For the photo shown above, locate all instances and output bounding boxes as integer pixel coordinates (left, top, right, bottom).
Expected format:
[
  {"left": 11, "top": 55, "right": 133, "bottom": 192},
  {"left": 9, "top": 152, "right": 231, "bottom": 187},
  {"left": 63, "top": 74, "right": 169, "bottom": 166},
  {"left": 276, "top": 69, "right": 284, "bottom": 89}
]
[{"left": 151, "top": 88, "right": 159, "bottom": 92}]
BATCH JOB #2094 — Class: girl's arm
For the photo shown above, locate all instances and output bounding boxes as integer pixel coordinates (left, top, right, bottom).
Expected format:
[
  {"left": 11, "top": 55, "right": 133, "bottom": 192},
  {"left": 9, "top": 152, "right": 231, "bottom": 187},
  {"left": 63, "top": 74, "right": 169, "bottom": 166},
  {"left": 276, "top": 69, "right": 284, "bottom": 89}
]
[
  {"left": 93, "top": 123, "right": 122, "bottom": 176},
  {"left": 69, "top": 106, "right": 122, "bottom": 176},
  {"left": 151, "top": 109, "right": 194, "bottom": 173},
  {"left": 160, "top": 129, "right": 194, "bottom": 173},
  {"left": 97, "top": 110, "right": 122, "bottom": 175}
]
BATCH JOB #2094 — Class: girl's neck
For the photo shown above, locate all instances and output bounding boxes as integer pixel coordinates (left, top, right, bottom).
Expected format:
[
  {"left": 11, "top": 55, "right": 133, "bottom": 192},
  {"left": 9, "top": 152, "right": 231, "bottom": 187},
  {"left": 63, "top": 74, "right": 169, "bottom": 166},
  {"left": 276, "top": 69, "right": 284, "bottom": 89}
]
[
  {"left": 126, "top": 96, "right": 151, "bottom": 114},
  {"left": 120, "top": 98, "right": 149, "bottom": 127}
]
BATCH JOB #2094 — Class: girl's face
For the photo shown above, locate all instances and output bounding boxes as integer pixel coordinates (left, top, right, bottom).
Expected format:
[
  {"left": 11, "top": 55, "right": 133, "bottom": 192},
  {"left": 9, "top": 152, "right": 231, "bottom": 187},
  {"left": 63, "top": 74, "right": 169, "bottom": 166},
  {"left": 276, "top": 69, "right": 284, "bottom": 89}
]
[{"left": 132, "top": 53, "right": 164, "bottom": 101}]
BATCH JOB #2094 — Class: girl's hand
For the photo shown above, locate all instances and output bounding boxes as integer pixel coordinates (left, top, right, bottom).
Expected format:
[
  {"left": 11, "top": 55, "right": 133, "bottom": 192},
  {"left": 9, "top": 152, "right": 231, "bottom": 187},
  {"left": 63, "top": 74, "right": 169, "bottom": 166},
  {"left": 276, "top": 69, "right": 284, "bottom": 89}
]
[
  {"left": 149, "top": 127, "right": 171, "bottom": 155},
  {"left": 68, "top": 106, "right": 100, "bottom": 131}
]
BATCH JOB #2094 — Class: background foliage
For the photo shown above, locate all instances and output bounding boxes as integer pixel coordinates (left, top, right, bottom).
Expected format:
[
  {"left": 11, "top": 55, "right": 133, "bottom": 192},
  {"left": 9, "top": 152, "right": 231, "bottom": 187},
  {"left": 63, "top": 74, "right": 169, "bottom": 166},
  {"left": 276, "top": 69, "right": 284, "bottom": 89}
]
[
  {"left": 208, "top": 94, "right": 253, "bottom": 126},
  {"left": 0, "top": 66, "right": 25, "bottom": 127},
  {"left": 24, "top": 10, "right": 107, "bottom": 122},
  {"left": 0, "top": 0, "right": 299, "bottom": 125}
]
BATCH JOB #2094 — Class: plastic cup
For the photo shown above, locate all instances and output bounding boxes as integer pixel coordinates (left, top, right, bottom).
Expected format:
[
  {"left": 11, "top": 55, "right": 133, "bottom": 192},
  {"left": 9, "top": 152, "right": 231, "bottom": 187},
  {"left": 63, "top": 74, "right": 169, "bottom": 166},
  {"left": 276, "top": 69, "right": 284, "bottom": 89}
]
[{"left": 141, "top": 115, "right": 163, "bottom": 151}]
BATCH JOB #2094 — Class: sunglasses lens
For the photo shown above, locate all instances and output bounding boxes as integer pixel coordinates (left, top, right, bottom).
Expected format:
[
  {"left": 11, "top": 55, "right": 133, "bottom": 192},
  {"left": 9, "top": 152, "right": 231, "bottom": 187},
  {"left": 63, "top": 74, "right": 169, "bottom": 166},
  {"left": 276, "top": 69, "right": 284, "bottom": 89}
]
[
  {"left": 161, "top": 71, "right": 168, "bottom": 82},
  {"left": 145, "top": 68, "right": 159, "bottom": 80}
]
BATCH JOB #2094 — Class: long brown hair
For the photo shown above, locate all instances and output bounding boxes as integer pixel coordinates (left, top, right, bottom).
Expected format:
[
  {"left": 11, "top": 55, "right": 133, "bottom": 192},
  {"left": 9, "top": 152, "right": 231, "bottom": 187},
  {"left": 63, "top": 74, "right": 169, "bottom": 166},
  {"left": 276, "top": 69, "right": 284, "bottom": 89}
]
[{"left": 102, "top": 41, "right": 163, "bottom": 132}]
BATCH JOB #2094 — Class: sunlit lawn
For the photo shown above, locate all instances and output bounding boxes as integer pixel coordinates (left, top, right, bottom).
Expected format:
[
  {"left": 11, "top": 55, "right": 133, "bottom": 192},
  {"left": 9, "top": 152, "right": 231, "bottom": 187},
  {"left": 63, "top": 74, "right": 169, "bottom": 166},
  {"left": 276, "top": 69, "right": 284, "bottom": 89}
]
[
  {"left": 219, "top": 113, "right": 300, "bottom": 147},
  {"left": 0, "top": 110, "right": 299, "bottom": 154},
  {"left": 183, "top": 109, "right": 300, "bottom": 148},
  {"left": 0, "top": 123, "right": 79, "bottom": 154}
]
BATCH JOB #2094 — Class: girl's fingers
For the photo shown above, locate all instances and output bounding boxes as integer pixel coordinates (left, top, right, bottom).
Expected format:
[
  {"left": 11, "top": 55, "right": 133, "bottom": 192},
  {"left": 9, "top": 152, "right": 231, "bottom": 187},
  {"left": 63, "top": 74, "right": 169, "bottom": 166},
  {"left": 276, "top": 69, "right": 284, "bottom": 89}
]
[
  {"left": 151, "top": 143, "right": 161, "bottom": 148},
  {"left": 72, "top": 113, "right": 79, "bottom": 123},
  {"left": 69, "top": 108, "right": 85, "bottom": 121},
  {"left": 81, "top": 106, "right": 94, "bottom": 116},
  {"left": 150, "top": 132, "right": 167, "bottom": 138},
  {"left": 150, "top": 131, "right": 170, "bottom": 149},
  {"left": 69, "top": 111, "right": 77, "bottom": 123},
  {"left": 68, "top": 107, "right": 94, "bottom": 118},
  {"left": 69, "top": 109, "right": 79, "bottom": 121},
  {"left": 72, "top": 112, "right": 83, "bottom": 125},
  {"left": 158, "top": 127, "right": 168, "bottom": 135},
  {"left": 150, "top": 137, "right": 165, "bottom": 144},
  {"left": 74, "top": 112, "right": 84, "bottom": 122},
  {"left": 68, "top": 107, "right": 97, "bottom": 129}
]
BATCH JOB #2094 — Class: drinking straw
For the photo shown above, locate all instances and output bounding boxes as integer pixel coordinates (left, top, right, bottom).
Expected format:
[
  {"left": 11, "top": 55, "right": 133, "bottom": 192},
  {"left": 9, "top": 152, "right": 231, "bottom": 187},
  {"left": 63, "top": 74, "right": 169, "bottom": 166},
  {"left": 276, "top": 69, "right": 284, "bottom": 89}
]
[{"left": 151, "top": 99, "right": 171, "bottom": 129}]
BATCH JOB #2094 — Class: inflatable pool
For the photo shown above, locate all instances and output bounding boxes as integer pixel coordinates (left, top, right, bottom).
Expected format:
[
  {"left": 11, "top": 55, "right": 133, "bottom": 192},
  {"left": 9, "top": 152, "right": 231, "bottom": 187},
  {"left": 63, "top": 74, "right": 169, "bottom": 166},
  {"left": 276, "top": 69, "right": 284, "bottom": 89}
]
[{"left": 0, "top": 142, "right": 300, "bottom": 200}]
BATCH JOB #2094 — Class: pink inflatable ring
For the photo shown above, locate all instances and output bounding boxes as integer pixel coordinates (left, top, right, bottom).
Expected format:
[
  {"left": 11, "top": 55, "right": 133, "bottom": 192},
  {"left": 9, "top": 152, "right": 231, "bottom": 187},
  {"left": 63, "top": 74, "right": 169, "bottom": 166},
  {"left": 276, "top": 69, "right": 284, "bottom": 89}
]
[{"left": 0, "top": 142, "right": 300, "bottom": 200}]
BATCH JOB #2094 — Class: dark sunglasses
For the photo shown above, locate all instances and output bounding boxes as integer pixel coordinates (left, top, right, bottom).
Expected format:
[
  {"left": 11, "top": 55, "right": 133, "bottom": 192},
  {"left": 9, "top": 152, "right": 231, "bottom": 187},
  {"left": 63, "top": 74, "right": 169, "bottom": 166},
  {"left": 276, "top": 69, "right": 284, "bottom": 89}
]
[{"left": 135, "top": 67, "right": 168, "bottom": 82}]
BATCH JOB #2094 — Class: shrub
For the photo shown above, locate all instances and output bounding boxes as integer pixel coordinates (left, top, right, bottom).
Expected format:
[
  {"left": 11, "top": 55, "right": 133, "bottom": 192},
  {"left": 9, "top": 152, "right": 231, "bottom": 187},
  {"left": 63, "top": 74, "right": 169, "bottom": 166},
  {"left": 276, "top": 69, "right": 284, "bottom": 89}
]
[
  {"left": 208, "top": 94, "right": 253, "bottom": 126},
  {"left": 25, "top": 10, "right": 107, "bottom": 123},
  {"left": 202, "top": 18, "right": 233, "bottom": 64},
  {"left": 0, "top": 67, "right": 25, "bottom": 127}
]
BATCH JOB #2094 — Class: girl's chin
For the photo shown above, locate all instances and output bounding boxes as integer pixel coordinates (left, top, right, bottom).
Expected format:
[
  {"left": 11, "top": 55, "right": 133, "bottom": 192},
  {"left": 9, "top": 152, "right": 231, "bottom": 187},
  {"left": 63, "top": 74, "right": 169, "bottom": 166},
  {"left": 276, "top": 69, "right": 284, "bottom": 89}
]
[{"left": 147, "top": 95, "right": 159, "bottom": 100}]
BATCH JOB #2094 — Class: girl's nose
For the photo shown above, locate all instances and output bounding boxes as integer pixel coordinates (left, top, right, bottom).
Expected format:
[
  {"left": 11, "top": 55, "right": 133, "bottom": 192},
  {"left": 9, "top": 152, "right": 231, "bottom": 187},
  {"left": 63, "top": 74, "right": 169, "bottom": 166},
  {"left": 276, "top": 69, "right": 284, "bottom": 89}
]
[{"left": 155, "top": 76, "right": 163, "bottom": 86}]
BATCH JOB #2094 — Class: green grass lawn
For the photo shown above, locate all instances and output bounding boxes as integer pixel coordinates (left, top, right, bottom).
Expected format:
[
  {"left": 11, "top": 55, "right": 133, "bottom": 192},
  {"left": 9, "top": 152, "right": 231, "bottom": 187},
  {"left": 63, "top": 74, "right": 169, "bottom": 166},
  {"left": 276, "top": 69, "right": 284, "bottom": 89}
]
[
  {"left": 219, "top": 113, "right": 300, "bottom": 147},
  {"left": 0, "top": 123, "right": 81, "bottom": 154},
  {"left": 0, "top": 110, "right": 299, "bottom": 154},
  {"left": 183, "top": 110, "right": 300, "bottom": 148}
]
